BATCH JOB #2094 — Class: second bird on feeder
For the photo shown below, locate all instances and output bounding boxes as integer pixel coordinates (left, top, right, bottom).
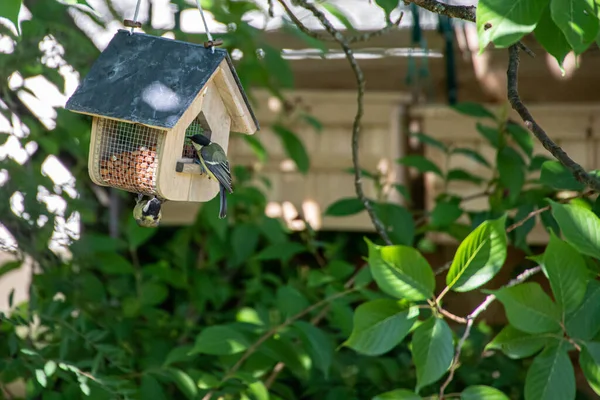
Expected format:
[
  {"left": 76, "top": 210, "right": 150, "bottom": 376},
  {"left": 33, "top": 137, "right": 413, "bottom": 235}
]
[
  {"left": 190, "top": 134, "right": 233, "bottom": 219},
  {"left": 133, "top": 194, "right": 163, "bottom": 227}
]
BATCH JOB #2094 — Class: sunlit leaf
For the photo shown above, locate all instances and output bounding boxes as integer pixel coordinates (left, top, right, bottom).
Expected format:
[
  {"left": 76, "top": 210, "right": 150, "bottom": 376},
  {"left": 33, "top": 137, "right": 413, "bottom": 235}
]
[
  {"left": 446, "top": 215, "right": 507, "bottom": 292},
  {"left": 543, "top": 234, "right": 588, "bottom": 314},
  {"left": 367, "top": 239, "right": 435, "bottom": 301},
  {"left": 461, "top": 385, "right": 510, "bottom": 400},
  {"left": 412, "top": 317, "right": 453, "bottom": 393},
  {"left": 191, "top": 325, "right": 249, "bottom": 355},
  {"left": 550, "top": 200, "right": 600, "bottom": 259},
  {"left": 492, "top": 282, "right": 561, "bottom": 334},
  {"left": 343, "top": 299, "right": 418, "bottom": 356},
  {"left": 524, "top": 342, "right": 575, "bottom": 400},
  {"left": 477, "top": 0, "right": 548, "bottom": 51},
  {"left": 486, "top": 325, "right": 546, "bottom": 359},
  {"left": 550, "top": 0, "right": 598, "bottom": 54}
]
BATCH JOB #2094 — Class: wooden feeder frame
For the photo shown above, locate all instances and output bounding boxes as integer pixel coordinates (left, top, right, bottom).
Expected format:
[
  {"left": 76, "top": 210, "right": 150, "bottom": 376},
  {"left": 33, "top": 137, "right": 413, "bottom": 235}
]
[{"left": 65, "top": 30, "right": 259, "bottom": 203}]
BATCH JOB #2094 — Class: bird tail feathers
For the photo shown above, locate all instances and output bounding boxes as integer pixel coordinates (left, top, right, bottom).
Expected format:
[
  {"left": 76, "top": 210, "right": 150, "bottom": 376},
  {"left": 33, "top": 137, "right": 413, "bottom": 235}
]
[{"left": 219, "top": 184, "right": 227, "bottom": 219}]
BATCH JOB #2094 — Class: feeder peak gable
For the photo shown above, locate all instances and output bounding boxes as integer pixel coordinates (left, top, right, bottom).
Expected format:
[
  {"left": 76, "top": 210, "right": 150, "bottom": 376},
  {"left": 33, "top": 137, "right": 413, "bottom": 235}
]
[{"left": 65, "top": 30, "right": 258, "bottom": 135}]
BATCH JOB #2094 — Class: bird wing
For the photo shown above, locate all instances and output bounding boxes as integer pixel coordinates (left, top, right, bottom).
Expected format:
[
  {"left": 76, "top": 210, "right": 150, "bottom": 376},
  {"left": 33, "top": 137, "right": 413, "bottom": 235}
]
[{"left": 201, "top": 143, "right": 233, "bottom": 193}]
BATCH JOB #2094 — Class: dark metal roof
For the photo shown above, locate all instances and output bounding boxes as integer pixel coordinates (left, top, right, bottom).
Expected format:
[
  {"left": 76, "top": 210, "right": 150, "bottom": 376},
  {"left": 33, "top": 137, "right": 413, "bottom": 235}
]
[{"left": 65, "top": 30, "right": 258, "bottom": 130}]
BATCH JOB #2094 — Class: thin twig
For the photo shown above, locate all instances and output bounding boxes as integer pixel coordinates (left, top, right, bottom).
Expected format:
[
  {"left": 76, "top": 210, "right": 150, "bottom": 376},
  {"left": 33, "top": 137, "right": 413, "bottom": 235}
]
[
  {"left": 438, "top": 266, "right": 541, "bottom": 398},
  {"left": 278, "top": 0, "right": 403, "bottom": 44},
  {"left": 283, "top": 0, "right": 395, "bottom": 245},
  {"left": 201, "top": 288, "right": 356, "bottom": 400},
  {"left": 506, "top": 46, "right": 600, "bottom": 191}
]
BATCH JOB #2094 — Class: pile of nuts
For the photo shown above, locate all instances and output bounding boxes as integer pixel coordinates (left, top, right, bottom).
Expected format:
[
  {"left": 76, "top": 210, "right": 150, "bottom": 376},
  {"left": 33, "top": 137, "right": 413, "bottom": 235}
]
[{"left": 99, "top": 146, "right": 158, "bottom": 192}]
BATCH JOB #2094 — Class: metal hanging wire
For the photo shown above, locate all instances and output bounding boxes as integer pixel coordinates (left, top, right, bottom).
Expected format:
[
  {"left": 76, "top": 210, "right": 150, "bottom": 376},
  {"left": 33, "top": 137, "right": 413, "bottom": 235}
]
[
  {"left": 130, "top": 0, "right": 142, "bottom": 34},
  {"left": 195, "top": 0, "right": 215, "bottom": 53}
]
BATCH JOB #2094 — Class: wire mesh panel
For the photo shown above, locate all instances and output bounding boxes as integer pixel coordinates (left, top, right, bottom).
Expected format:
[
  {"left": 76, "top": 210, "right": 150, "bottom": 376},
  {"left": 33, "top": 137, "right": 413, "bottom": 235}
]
[
  {"left": 93, "top": 118, "right": 164, "bottom": 195},
  {"left": 181, "top": 116, "right": 205, "bottom": 159}
]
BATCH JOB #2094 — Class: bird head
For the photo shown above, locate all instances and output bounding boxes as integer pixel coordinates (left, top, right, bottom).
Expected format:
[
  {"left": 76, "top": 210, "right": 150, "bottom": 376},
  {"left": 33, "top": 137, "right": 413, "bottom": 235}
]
[{"left": 190, "top": 134, "right": 211, "bottom": 147}]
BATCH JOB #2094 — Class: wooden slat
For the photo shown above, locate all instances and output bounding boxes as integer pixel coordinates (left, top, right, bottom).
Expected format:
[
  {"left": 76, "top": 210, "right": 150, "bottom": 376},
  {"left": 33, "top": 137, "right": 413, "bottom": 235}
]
[
  {"left": 187, "top": 81, "right": 231, "bottom": 202},
  {"left": 213, "top": 60, "right": 257, "bottom": 135},
  {"left": 87, "top": 117, "right": 105, "bottom": 187}
]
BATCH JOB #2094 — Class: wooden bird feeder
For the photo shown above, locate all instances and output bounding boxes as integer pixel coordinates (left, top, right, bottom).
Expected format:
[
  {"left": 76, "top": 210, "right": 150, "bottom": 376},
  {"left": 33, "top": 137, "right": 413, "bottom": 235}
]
[{"left": 65, "top": 30, "right": 259, "bottom": 202}]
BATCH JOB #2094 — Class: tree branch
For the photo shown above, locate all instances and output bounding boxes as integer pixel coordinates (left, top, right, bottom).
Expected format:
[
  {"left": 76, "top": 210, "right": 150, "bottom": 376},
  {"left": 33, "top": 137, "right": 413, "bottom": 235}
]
[
  {"left": 403, "top": 0, "right": 476, "bottom": 22},
  {"left": 438, "top": 266, "right": 542, "bottom": 398},
  {"left": 279, "top": 0, "right": 394, "bottom": 245},
  {"left": 279, "top": 0, "right": 403, "bottom": 44},
  {"left": 506, "top": 45, "right": 600, "bottom": 192}
]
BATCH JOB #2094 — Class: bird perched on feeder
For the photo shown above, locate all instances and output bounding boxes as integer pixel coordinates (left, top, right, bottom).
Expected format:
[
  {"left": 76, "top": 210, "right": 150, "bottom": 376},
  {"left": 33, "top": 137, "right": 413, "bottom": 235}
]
[
  {"left": 190, "top": 134, "right": 233, "bottom": 219},
  {"left": 133, "top": 194, "right": 163, "bottom": 228}
]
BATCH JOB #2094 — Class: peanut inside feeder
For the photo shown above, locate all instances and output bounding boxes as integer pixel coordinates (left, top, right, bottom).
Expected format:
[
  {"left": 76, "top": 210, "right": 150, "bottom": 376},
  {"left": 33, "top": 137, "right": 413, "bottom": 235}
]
[{"left": 93, "top": 118, "right": 163, "bottom": 196}]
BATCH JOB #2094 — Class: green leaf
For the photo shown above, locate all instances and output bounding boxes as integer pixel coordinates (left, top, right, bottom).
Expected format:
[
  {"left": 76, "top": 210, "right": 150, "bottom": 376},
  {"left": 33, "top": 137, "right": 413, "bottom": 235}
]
[
  {"left": 375, "top": 0, "right": 399, "bottom": 17},
  {"left": 44, "top": 361, "right": 57, "bottom": 377},
  {"left": 321, "top": 2, "right": 356, "bottom": 31},
  {"left": 300, "top": 113, "right": 323, "bottom": 133},
  {"left": 325, "top": 198, "right": 365, "bottom": 217},
  {"left": 452, "top": 147, "right": 491, "bottom": 168},
  {"left": 446, "top": 215, "right": 507, "bottom": 292},
  {"left": 492, "top": 282, "right": 561, "bottom": 334},
  {"left": 550, "top": 0, "right": 598, "bottom": 54},
  {"left": 534, "top": 5, "right": 571, "bottom": 68},
  {"left": 373, "top": 389, "right": 421, "bottom": 400},
  {"left": 412, "top": 317, "right": 454, "bottom": 393},
  {"left": 232, "top": 224, "right": 260, "bottom": 267},
  {"left": 293, "top": 321, "right": 334, "bottom": 378},
  {"left": 272, "top": 124, "right": 309, "bottom": 174},
  {"left": 430, "top": 198, "right": 463, "bottom": 229},
  {"left": 412, "top": 132, "right": 447, "bottom": 152},
  {"left": 126, "top": 216, "right": 157, "bottom": 249},
  {"left": 0, "top": 0, "right": 22, "bottom": 33},
  {"left": 343, "top": 299, "right": 418, "bottom": 356},
  {"left": 580, "top": 342, "right": 600, "bottom": 396},
  {"left": 476, "top": 123, "right": 500, "bottom": 147},
  {"left": 477, "top": 0, "right": 549, "bottom": 51},
  {"left": 461, "top": 385, "right": 510, "bottom": 400},
  {"left": 446, "top": 169, "right": 484, "bottom": 185},
  {"left": 140, "top": 282, "right": 168, "bottom": 306},
  {"left": 506, "top": 121, "right": 534, "bottom": 157},
  {"left": 451, "top": 102, "right": 496, "bottom": 120},
  {"left": 486, "top": 325, "right": 546, "bottom": 359},
  {"left": 191, "top": 325, "right": 249, "bottom": 355},
  {"left": 366, "top": 239, "right": 435, "bottom": 301},
  {"left": 524, "top": 342, "right": 575, "bottom": 400},
  {"left": 96, "top": 253, "right": 134, "bottom": 275},
  {"left": 374, "top": 202, "right": 415, "bottom": 246},
  {"left": 397, "top": 155, "right": 443, "bottom": 177},
  {"left": 141, "top": 375, "right": 167, "bottom": 400},
  {"left": 497, "top": 147, "right": 525, "bottom": 203},
  {"left": 276, "top": 285, "right": 309, "bottom": 318},
  {"left": 247, "top": 379, "right": 269, "bottom": 400},
  {"left": 163, "top": 345, "right": 194, "bottom": 366},
  {"left": 255, "top": 242, "right": 306, "bottom": 263},
  {"left": 529, "top": 154, "right": 553, "bottom": 171},
  {"left": 242, "top": 135, "right": 268, "bottom": 163},
  {"left": 543, "top": 234, "right": 588, "bottom": 314},
  {"left": 166, "top": 368, "right": 198, "bottom": 400},
  {"left": 35, "top": 369, "right": 47, "bottom": 388},
  {"left": 550, "top": 200, "right": 600, "bottom": 259},
  {"left": 262, "top": 45, "right": 294, "bottom": 88},
  {"left": 565, "top": 280, "right": 600, "bottom": 340},
  {"left": 539, "top": 161, "right": 585, "bottom": 191}
]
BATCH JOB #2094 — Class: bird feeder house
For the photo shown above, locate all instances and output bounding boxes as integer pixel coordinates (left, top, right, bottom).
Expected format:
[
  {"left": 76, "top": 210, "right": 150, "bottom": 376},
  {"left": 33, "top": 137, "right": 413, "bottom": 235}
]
[{"left": 65, "top": 30, "right": 259, "bottom": 202}]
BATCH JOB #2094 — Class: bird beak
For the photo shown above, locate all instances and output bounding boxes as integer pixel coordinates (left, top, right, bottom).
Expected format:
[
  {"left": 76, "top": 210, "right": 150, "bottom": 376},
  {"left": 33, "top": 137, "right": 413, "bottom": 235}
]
[{"left": 190, "top": 134, "right": 203, "bottom": 145}]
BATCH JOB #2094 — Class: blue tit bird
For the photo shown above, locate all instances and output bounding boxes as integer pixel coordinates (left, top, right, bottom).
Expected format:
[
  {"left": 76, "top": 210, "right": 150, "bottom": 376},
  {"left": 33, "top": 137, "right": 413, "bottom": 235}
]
[
  {"left": 190, "top": 134, "right": 232, "bottom": 219},
  {"left": 133, "top": 193, "right": 162, "bottom": 228}
]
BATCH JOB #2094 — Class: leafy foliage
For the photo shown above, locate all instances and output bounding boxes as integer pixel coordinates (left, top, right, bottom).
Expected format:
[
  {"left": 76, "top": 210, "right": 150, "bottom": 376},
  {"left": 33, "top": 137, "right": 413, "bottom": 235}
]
[{"left": 1, "top": 1, "right": 600, "bottom": 400}]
